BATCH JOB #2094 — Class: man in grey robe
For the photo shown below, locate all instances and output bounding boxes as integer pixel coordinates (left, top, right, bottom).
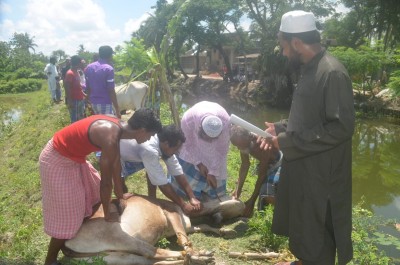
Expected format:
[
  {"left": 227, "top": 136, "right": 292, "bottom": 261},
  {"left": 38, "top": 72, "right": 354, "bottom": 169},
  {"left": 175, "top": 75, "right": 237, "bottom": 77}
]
[{"left": 259, "top": 10, "right": 355, "bottom": 265}]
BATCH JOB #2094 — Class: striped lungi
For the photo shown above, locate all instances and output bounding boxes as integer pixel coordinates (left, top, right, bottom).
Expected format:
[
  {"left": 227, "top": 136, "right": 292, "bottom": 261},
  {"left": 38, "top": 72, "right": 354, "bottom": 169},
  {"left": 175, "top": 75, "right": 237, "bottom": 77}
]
[
  {"left": 170, "top": 157, "right": 226, "bottom": 200},
  {"left": 39, "top": 139, "right": 101, "bottom": 239}
]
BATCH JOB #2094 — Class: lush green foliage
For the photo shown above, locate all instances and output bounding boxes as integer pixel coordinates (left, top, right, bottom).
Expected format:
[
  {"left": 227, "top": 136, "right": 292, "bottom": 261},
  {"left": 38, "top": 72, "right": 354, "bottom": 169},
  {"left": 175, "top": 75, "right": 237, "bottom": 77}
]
[
  {"left": 349, "top": 203, "right": 393, "bottom": 265},
  {"left": 0, "top": 78, "right": 42, "bottom": 94},
  {"left": 113, "top": 38, "right": 151, "bottom": 83},
  {"left": 388, "top": 70, "right": 400, "bottom": 95},
  {"left": 247, "top": 206, "right": 288, "bottom": 251},
  {"left": 0, "top": 86, "right": 70, "bottom": 264},
  {"left": 329, "top": 45, "right": 389, "bottom": 83}
]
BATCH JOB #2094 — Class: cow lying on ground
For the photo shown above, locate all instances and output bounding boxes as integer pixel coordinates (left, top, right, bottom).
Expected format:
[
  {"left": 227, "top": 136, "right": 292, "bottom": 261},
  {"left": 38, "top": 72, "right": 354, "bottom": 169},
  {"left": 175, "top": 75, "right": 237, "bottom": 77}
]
[
  {"left": 115, "top": 81, "right": 148, "bottom": 113},
  {"left": 63, "top": 195, "right": 245, "bottom": 265}
]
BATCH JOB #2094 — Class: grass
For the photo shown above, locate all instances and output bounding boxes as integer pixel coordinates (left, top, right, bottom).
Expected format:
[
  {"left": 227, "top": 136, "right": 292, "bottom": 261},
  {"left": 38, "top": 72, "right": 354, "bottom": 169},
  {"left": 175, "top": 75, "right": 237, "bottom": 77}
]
[{"left": 0, "top": 87, "right": 397, "bottom": 265}]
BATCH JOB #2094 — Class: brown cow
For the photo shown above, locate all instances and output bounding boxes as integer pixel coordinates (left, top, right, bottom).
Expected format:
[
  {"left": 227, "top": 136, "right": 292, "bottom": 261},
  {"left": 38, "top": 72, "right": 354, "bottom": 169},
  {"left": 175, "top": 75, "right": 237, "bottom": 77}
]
[{"left": 63, "top": 195, "right": 244, "bottom": 264}]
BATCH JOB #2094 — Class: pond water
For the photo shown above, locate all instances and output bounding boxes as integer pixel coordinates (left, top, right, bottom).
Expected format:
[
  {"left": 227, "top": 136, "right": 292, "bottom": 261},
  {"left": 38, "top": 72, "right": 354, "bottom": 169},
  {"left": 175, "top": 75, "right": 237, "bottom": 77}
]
[{"left": 180, "top": 93, "right": 400, "bottom": 259}]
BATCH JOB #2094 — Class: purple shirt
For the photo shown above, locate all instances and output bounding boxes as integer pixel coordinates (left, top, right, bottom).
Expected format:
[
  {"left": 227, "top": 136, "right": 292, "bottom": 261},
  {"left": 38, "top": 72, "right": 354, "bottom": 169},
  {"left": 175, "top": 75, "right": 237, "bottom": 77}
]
[
  {"left": 84, "top": 59, "right": 115, "bottom": 104},
  {"left": 178, "top": 101, "right": 230, "bottom": 180}
]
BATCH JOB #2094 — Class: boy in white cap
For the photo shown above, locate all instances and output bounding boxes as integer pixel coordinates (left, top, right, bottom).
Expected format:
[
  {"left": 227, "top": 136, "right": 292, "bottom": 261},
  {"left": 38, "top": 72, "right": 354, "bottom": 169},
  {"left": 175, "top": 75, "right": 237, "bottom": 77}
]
[
  {"left": 170, "top": 101, "right": 231, "bottom": 203},
  {"left": 258, "top": 10, "right": 354, "bottom": 265}
]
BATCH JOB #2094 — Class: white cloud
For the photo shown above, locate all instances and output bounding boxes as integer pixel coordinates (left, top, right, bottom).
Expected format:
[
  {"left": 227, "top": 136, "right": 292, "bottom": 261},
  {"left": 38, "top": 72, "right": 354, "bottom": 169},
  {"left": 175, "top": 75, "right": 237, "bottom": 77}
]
[
  {"left": 0, "top": 2, "right": 12, "bottom": 14},
  {"left": 0, "top": 0, "right": 133, "bottom": 56},
  {"left": 123, "top": 13, "right": 151, "bottom": 40}
]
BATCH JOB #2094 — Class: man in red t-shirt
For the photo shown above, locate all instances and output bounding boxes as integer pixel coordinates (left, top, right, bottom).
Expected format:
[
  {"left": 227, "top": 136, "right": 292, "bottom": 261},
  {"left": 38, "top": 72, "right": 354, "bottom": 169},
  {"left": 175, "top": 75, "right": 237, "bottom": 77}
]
[
  {"left": 39, "top": 109, "right": 162, "bottom": 265},
  {"left": 64, "top": 55, "right": 86, "bottom": 123}
]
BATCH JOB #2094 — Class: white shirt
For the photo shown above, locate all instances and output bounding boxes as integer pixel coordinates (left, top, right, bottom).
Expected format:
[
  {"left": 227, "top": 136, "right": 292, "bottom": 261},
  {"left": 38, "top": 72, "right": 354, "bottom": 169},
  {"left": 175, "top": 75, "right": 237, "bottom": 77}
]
[
  {"left": 120, "top": 135, "right": 183, "bottom": 186},
  {"left": 44, "top": 63, "right": 59, "bottom": 79}
]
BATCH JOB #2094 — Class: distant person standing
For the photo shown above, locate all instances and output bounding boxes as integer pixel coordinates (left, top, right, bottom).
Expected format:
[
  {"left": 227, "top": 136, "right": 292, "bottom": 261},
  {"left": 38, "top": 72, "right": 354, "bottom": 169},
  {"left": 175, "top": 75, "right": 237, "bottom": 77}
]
[
  {"left": 64, "top": 55, "right": 86, "bottom": 123},
  {"left": 61, "top": 57, "right": 71, "bottom": 82},
  {"left": 60, "top": 57, "right": 71, "bottom": 103},
  {"left": 85, "top": 46, "right": 120, "bottom": 118},
  {"left": 78, "top": 59, "right": 87, "bottom": 93},
  {"left": 44, "top": 56, "right": 60, "bottom": 103}
]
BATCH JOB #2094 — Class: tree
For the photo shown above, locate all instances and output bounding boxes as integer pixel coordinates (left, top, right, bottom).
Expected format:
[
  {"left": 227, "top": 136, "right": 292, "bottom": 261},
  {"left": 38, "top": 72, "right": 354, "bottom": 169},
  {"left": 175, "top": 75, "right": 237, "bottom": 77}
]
[
  {"left": 76, "top": 44, "right": 96, "bottom": 64},
  {"left": 0, "top": 41, "right": 12, "bottom": 74},
  {"left": 243, "top": 0, "right": 335, "bottom": 107},
  {"left": 113, "top": 38, "right": 151, "bottom": 82},
  {"left": 9, "top": 32, "right": 38, "bottom": 54},
  {"left": 180, "top": 0, "right": 244, "bottom": 79},
  {"left": 51, "top": 50, "right": 68, "bottom": 61},
  {"left": 326, "top": 0, "right": 400, "bottom": 51}
]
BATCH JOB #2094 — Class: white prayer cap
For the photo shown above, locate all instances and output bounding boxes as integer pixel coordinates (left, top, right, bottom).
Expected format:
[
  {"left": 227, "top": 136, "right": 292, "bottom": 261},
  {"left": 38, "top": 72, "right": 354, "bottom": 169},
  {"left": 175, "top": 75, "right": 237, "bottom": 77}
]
[
  {"left": 280, "top": 10, "right": 317, "bottom": 33},
  {"left": 202, "top": 115, "right": 223, "bottom": 138}
]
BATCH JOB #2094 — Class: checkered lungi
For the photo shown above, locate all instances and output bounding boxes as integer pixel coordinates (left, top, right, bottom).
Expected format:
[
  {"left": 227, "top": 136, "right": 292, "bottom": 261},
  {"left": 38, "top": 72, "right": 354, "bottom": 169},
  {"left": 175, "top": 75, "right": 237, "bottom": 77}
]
[
  {"left": 91, "top": 103, "right": 114, "bottom": 115},
  {"left": 68, "top": 99, "right": 85, "bottom": 123},
  {"left": 39, "top": 139, "right": 101, "bottom": 239},
  {"left": 170, "top": 157, "right": 226, "bottom": 200}
]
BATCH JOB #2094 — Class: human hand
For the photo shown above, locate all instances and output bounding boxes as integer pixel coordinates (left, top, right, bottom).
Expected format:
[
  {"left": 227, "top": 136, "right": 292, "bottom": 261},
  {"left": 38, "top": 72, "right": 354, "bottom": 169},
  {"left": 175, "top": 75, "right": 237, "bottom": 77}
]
[
  {"left": 122, "top": 192, "right": 134, "bottom": 200},
  {"left": 197, "top": 163, "right": 208, "bottom": 178},
  {"left": 257, "top": 135, "right": 279, "bottom": 151},
  {"left": 189, "top": 197, "right": 202, "bottom": 211},
  {"left": 104, "top": 211, "right": 120, "bottom": 222},
  {"left": 265, "top": 122, "right": 276, "bottom": 136},
  {"left": 118, "top": 193, "right": 133, "bottom": 214},
  {"left": 181, "top": 202, "right": 196, "bottom": 216},
  {"left": 231, "top": 189, "right": 239, "bottom": 200}
]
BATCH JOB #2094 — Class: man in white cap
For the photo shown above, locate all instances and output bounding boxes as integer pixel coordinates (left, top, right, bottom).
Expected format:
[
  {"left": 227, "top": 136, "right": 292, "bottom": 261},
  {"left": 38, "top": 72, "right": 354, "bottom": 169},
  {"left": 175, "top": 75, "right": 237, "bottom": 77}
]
[
  {"left": 258, "top": 10, "right": 354, "bottom": 265},
  {"left": 170, "top": 101, "right": 231, "bottom": 203}
]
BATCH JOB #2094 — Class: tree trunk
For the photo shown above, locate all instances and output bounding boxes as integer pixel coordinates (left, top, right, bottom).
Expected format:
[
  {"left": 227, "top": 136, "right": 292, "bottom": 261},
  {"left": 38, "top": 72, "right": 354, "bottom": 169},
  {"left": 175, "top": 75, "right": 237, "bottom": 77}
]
[{"left": 176, "top": 50, "right": 188, "bottom": 80}]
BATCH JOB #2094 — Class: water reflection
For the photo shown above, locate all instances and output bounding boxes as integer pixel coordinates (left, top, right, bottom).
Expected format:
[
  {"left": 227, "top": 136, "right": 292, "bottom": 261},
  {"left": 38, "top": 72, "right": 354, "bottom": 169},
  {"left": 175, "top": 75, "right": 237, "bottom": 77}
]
[
  {"left": 352, "top": 120, "right": 400, "bottom": 214},
  {"left": 2, "top": 108, "right": 22, "bottom": 125}
]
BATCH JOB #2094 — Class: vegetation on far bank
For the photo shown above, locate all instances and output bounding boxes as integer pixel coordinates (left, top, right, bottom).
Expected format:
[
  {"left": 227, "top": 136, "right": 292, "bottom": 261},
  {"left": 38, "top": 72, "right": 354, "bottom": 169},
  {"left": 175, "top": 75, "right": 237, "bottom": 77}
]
[{"left": 0, "top": 87, "right": 398, "bottom": 265}]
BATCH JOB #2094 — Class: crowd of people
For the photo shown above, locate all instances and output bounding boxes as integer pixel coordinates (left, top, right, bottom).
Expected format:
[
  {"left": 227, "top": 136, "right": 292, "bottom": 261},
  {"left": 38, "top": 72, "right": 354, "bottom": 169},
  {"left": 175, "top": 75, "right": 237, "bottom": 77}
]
[{"left": 40, "top": 9, "right": 355, "bottom": 265}]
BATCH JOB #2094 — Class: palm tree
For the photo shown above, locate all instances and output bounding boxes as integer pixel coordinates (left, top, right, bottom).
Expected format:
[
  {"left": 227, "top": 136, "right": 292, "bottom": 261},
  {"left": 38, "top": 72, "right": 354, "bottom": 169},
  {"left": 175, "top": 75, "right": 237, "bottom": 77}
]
[{"left": 10, "top": 32, "right": 38, "bottom": 54}]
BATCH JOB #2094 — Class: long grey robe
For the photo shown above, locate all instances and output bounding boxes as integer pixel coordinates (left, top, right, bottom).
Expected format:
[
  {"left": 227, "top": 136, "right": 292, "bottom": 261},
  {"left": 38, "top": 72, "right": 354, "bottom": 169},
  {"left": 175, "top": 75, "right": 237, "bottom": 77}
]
[{"left": 272, "top": 50, "right": 354, "bottom": 264}]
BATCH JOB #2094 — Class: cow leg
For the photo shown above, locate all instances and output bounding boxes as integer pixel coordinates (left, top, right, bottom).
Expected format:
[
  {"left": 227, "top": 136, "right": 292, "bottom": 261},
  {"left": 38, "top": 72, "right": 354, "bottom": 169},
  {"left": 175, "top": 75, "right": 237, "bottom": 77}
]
[
  {"left": 186, "top": 224, "right": 237, "bottom": 239},
  {"left": 158, "top": 200, "right": 192, "bottom": 250},
  {"left": 72, "top": 251, "right": 185, "bottom": 265},
  {"left": 190, "top": 196, "right": 245, "bottom": 221},
  {"left": 66, "top": 220, "right": 182, "bottom": 261}
]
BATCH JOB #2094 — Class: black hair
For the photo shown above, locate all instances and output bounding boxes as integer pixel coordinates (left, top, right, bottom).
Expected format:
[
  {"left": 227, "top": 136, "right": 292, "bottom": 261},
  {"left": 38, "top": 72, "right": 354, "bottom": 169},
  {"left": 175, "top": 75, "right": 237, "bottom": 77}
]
[
  {"left": 49, "top": 56, "right": 56, "bottom": 63},
  {"left": 98, "top": 45, "right": 113, "bottom": 59},
  {"left": 230, "top": 125, "right": 251, "bottom": 139},
  {"left": 70, "top": 55, "right": 82, "bottom": 67},
  {"left": 127, "top": 108, "right": 162, "bottom": 133},
  {"left": 158, "top": 124, "right": 186, "bottom": 147},
  {"left": 280, "top": 30, "right": 321, "bottom": 45}
]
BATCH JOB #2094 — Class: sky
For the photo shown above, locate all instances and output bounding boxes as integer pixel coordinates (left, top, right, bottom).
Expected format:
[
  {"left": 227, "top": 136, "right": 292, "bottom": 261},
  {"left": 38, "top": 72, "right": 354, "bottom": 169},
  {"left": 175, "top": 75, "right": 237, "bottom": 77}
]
[{"left": 0, "top": 0, "right": 163, "bottom": 56}]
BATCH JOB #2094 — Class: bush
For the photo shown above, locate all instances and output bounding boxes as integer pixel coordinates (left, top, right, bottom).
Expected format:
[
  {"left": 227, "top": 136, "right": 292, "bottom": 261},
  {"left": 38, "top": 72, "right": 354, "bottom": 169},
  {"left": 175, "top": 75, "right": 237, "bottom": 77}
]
[
  {"left": 388, "top": 70, "right": 400, "bottom": 96},
  {"left": 0, "top": 78, "right": 42, "bottom": 94}
]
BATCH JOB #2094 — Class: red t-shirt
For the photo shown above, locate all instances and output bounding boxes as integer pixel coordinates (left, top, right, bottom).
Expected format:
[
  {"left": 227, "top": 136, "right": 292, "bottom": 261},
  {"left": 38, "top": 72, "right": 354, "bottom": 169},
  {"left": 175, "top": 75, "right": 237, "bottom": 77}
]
[
  {"left": 65, "top": 69, "right": 85, "bottom": 100},
  {"left": 53, "top": 115, "right": 121, "bottom": 163}
]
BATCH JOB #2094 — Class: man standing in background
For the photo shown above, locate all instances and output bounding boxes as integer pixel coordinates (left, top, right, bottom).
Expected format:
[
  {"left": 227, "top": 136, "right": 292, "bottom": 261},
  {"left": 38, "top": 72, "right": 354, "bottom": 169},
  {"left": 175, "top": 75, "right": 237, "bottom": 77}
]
[
  {"left": 44, "top": 56, "right": 60, "bottom": 103},
  {"left": 64, "top": 55, "right": 86, "bottom": 123},
  {"left": 85, "top": 45, "right": 120, "bottom": 118}
]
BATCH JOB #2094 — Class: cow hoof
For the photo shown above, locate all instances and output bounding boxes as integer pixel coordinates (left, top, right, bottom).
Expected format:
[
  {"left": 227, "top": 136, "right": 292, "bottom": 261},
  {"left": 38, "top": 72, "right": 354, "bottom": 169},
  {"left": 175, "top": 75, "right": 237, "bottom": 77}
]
[
  {"left": 219, "top": 228, "right": 237, "bottom": 239},
  {"left": 190, "top": 255, "right": 215, "bottom": 265}
]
